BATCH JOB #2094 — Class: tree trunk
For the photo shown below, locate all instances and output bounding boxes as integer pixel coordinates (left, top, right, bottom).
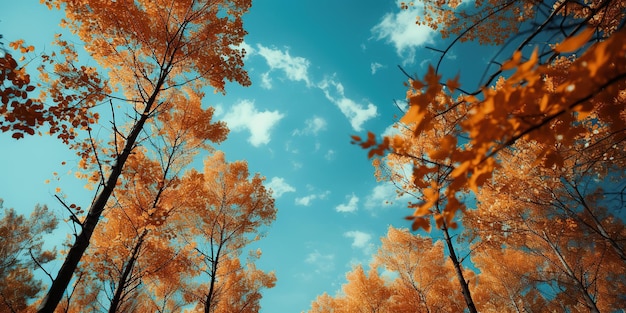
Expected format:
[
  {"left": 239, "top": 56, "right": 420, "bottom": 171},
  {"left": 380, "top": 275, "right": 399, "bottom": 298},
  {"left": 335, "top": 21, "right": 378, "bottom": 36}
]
[
  {"left": 37, "top": 74, "right": 167, "bottom": 313},
  {"left": 441, "top": 222, "right": 478, "bottom": 313},
  {"left": 108, "top": 230, "right": 148, "bottom": 313},
  {"left": 542, "top": 231, "right": 601, "bottom": 313},
  {"left": 204, "top": 245, "right": 222, "bottom": 313}
]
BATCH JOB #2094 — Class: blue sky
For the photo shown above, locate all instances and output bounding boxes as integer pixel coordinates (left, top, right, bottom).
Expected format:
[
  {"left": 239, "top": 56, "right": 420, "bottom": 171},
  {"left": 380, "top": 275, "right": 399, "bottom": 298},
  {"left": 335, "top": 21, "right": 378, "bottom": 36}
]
[{"left": 0, "top": 1, "right": 490, "bottom": 312}]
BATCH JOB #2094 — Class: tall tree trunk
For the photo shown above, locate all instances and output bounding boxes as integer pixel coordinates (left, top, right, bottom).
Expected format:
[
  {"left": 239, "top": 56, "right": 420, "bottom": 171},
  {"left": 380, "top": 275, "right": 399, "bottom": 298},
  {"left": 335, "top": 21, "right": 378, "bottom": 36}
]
[
  {"left": 542, "top": 231, "right": 601, "bottom": 313},
  {"left": 441, "top": 222, "right": 478, "bottom": 313},
  {"left": 37, "top": 73, "right": 167, "bottom": 313},
  {"left": 204, "top": 244, "right": 222, "bottom": 313},
  {"left": 108, "top": 230, "right": 148, "bottom": 313}
]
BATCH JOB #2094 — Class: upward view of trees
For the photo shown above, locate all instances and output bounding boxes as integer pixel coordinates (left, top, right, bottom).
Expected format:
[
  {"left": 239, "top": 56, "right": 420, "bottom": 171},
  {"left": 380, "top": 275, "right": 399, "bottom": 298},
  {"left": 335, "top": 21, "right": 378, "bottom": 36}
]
[
  {"left": 1, "top": 0, "right": 278, "bottom": 312},
  {"left": 346, "top": 0, "right": 625, "bottom": 312},
  {"left": 1, "top": 0, "right": 625, "bottom": 312}
]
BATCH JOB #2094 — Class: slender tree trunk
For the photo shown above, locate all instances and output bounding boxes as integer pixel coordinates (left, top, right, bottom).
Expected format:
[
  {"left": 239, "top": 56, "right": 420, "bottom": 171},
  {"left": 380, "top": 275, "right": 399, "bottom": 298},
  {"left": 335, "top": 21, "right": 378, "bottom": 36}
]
[
  {"left": 38, "top": 73, "right": 167, "bottom": 313},
  {"left": 204, "top": 245, "right": 222, "bottom": 313},
  {"left": 108, "top": 230, "right": 148, "bottom": 313},
  {"left": 574, "top": 186, "right": 626, "bottom": 262},
  {"left": 441, "top": 222, "right": 478, "bottom": 313},
  {"left": 542, "top": 231, "right": 601, "bottom": 313}
]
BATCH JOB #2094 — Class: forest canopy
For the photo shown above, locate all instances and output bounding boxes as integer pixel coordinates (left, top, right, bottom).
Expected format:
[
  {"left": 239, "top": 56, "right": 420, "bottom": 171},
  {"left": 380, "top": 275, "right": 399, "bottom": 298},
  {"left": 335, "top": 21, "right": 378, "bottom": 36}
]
[{"left": 1, "top": 0, "right": 625, "bottom": 312}]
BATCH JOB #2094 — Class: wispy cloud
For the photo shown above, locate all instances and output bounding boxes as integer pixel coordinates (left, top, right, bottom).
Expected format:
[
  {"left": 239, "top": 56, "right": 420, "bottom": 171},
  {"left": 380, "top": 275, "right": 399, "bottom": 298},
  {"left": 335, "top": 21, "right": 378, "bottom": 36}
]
[
  {"left": 344, "top": 230, "right": 374, "bottom": 256},
  {"left": 336, "top": 193, "right": 359, "bottom": 213},
  {"left": 295, "top": 190, "right": 330, "bottom": 206},
  {"left": 256, "top": 44, "right": 311, "bottom": 87},
  {"left": 305, "top": 250, "right": 335, "bottom": 274},
  {"left": 371, "top": 1, "right": 434, "bottom": 64},
  {"left": 260, "top": 72, "right": 273, "bottom": 89},
  {"left": 365, "top": 182, "right": 412, "bottom": 209},
  {"left": 266, "top": 177, "right": 296, "bottom": 198},
  {"left": 222, "top": 100, "right": 284, "bottom": 147},
  {"left": 370, "top": 62, "right": 385, "bottom": 74},
  {"left": 234, "top": 41, "right": 255, "bottom": 59},
  {"left": 324, "top": 149, "right": 335, "bottom": 161},
  {"left": 293, "top": 116, "right": 327, "bottom": 136},
  {"left": 318, "top": 76, "right": 378, "bottom": 131}
]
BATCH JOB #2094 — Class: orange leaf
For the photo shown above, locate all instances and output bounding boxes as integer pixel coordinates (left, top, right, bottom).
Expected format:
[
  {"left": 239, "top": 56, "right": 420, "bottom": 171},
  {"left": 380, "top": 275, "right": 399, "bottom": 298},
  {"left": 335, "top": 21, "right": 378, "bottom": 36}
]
[
  {"left": 446, "top": 74, "right": 461, "bottom": 93},
  {"left": 451, "top": 160, "right": 471, "bottom": 178},
  {"left": 411, "top": 217, "right": 431, "bottom": 232},
  {"left": 401, "top": 103, "right": 427, "bottom": 126},
  {"left": 554, "top": 28, "right": 595, "bottom": 53},
  {"left": 501, "top": 50, "right": 522, "bottom": 71}
]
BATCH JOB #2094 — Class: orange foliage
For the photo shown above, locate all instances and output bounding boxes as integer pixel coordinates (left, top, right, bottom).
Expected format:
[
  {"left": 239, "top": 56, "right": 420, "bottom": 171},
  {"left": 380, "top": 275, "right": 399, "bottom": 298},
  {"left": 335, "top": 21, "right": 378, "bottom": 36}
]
[
  {"left": 26, "top": 0, "right": 254, "bottom": 311},
  {"left": 308, "top": 227, "right": 467, "bottom": 313},
  {"left": 374, "top": 227, "right": 466, "bottom": 312},
  {"left": 350, "top": 1, "right": 626, "bottom": 312},
  {"left": 356, "top": 2, "right": 626, "bottom": 230},
  {"left": 0, "top": 202, "right": 57, "bottom": 313}
]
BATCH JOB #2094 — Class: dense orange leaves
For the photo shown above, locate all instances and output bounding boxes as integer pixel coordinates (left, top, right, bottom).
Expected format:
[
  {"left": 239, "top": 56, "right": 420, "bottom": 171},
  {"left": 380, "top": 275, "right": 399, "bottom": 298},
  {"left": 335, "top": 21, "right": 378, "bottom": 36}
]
[
  {"left": 356, "top": 6, "right": 626, "bottom": 231},
  {"left": 348, "top": 1, "right": 625, "bottom": 312},
  {"left": 66, "top": 149, "right": 276, "bottom": 312},
  {"left": 308, "top": 227, "right": 466, "bottom": 313},
  {"left": 0, "top": 51, "right": 101, "bottom": 142},
  {"left": 0, "top": 203, "right": 58, "bottom": 313},
  {"left": 21, "top": 0, "right": 256, "bottom": 311},
  {"left": 41, "top": 0, "right": 250, "bottom": 95}
]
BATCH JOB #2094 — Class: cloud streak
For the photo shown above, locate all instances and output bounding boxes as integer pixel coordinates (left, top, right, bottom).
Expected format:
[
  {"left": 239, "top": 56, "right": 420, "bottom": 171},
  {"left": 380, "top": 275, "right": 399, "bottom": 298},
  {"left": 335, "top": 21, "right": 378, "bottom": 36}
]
[
  {"left": 336, "top": 193, "right": 359, "bottom": 213},
  {"left": 371, "top": 1, "right": 434, "bottom": 64},
  {"left": 256, "top": 44, "right": 311, "bottom": 87},
  {"left": 318, "top": 77, "right": 378, "bottom": 131}
]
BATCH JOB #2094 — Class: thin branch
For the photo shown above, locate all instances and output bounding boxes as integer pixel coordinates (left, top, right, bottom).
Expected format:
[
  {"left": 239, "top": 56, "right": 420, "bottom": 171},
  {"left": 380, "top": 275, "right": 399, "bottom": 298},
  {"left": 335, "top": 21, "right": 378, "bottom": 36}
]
[
  {"left": 54, "top": 194, "right": 82, "bottom": 229},
  {"left": 28, "top": 248, "right": 54, "bottom": 282}
]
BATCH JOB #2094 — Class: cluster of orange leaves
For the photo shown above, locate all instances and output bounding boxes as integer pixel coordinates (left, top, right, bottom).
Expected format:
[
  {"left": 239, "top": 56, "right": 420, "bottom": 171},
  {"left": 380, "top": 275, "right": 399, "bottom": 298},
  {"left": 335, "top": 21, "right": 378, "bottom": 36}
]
[
  {"left": 1, "top": 37, "right": 106, "bottom": 143},
  {"left": 354, "top": 26, "right": 626, "bottom": 231}
]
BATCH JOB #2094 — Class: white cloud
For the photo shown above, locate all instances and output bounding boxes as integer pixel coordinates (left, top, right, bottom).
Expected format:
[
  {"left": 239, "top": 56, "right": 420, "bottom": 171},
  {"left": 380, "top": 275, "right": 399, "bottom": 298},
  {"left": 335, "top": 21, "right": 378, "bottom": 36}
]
[
  {"left": 295, "top": 195, "right": 316, "bottom": 206},
  {"left": 222, "top": 100, "right": 284, "bottom": 147},
  {"left": 370, "top": 62, "right": 385, "bottom": 74},
  {"left": 318, "top": 77, "right": 378, "bottom": 131},
  {"left": 305, "top": 250, "right": 335, "bottom": 274},
  {"left": 365, "top": 182, "right": 412, "bottom": 209},
  {"left": 371, "top": 2, "right": 435, "bottom": 64},
  {"left": 324, "top": 149, "right": 335, "bottom": 161},
  {"left": 291, "top": 161, "right": 303, "bottom": 170},
  {"left": 293, "top": 116, "right": 327, "bottom": 136},
  {"left": 295, "top": 190, "right": 330, "bottom": 206},
  {"left": 257, "top": 44, "right": 311, "bottom": 87},
  {"left": 336, "top": 193, "right": 359, "bottom": 213},
  {"left": 344, "top": 231, "right": 372, "bottom": 248},
  {"left": 235, "top": 41, "right": 254, "bottom": 59},
  {"left": 344, "top": 230, "right": 375, "bottom": 256},
  {"left": 266, "top": 177, "right": 296, "bottom": 198},
  {"left": 260, "top": 72, "right": 272, "bottom": 89}
]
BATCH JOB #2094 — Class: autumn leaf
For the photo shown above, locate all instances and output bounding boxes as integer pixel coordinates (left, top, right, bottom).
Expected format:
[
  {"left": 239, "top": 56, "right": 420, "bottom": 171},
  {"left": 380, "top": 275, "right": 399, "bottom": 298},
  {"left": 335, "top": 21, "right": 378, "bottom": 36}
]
[{"left": 554, "top": 28, "right": 595, "bottom": 53}]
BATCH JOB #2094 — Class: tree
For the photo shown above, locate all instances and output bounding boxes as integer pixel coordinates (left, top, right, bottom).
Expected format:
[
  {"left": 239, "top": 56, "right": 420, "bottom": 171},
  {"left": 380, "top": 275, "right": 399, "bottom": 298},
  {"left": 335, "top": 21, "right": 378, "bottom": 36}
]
[
  {"left": 355, "top": 0, "right": 626, "bottom": 230},
  {"left": 369, "top": 111, "right": 478, "bottom": 312},
  {"left": 351, "top": 0, "right": 626, "bottom": 311},
  {"left": 310, "top": 264, "right": 393, "bottom": 313},
  {"left": 1, "top": 1, "right": 253, "bottom": 311},
  {"left": 308, "top": 227, "right": 467, "bottom": 313},
  {"left": 0, "top": 201, "right": 58, "bottom": 313},
  {"left": 469, "top": 248, "right": 551, "bottom": 312},
  {"left": 462, "top": 138, "right": 626, "bottom": 312},
  {"left": 176, "top": 151, "right": 276, "bottom": 313},
  {"left": 205, "top": 255, "right": 276, "bottom": 313},
  {"left": 374, "top": 226, "right": 465, "bottom": 313}
]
